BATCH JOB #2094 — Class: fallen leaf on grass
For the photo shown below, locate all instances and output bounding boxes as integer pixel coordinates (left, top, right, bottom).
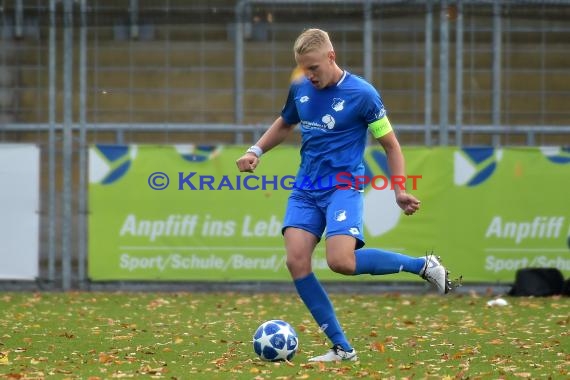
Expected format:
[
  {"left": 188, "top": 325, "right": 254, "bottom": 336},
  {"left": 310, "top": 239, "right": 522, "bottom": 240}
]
[
  {"left": 98, "top": 352, "right": 117, "bottom": 364},
  {"left": 514, "top": 373, "right": 532, "bottom": 378},
  {"left": 370, "top": 342, "right": 385, "bottom": 352},
  {"left": 58, "top": 331, "right": 75, "bottom": 339},
  {"left": 111, "top": 334, "right": 133, "bottom": 341},
  {"left": 452, "top": 346, "right": 479, "bottom": 359},
  {"left": 4, "top": 373, "right": 23, "bottom": 379},
  {"left": 139, "top": 364, "right": 167, "bottom": 375}
]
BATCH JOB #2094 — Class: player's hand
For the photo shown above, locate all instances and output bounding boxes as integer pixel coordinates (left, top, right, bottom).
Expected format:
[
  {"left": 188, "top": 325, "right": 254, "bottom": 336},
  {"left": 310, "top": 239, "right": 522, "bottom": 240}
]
[
  {"left": 396, "top": 192, "right": 421, "bottom": 216},
  {"left": 235, "top": 153, "right": 259, "bottom": 173}
]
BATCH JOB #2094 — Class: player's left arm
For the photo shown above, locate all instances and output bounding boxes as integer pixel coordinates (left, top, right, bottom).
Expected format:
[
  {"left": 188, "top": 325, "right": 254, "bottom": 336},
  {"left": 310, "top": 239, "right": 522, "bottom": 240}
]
[{"left": 371, "top": 119, "right": 421, "bottom": 216}]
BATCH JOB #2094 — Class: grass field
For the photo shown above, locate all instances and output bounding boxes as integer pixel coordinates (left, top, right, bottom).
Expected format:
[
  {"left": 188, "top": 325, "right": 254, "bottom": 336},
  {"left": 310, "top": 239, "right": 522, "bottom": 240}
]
[{"left": 0, "top": 291, "right": 568, "bottom": 379}]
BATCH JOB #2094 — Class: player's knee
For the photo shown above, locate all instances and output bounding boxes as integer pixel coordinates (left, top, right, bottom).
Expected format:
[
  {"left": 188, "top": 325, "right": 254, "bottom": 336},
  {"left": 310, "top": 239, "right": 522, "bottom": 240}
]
[
  {"left": 327, "top": 256, "right": 355, "bottom": 275},
  {"left": 286, "top": 255, "right": 311, "bottom": 277}
]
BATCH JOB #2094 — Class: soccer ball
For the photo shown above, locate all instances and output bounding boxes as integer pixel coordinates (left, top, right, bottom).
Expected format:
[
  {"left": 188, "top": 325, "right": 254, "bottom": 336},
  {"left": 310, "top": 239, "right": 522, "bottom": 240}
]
[{"left": 253, "top": 320, "right": 299, "bottom": 361}]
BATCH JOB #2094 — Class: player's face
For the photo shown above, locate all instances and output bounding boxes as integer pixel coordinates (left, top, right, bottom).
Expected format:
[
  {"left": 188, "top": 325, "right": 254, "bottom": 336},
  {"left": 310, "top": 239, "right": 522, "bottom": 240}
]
[{"left": 295, "top": 49, "right": 336, "bottom": 89}]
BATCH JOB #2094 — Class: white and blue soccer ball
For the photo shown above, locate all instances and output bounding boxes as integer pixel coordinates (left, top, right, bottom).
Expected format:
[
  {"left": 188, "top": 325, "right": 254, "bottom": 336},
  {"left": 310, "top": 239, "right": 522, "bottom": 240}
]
[{"left": 253, "top": 320, "right": 299, "bottom": 361}]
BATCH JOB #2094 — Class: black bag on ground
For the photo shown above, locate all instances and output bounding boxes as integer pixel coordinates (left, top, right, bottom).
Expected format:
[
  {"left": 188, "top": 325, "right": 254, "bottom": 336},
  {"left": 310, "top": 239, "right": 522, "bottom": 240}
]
[
  {"left": 562, "top": 278, "right": 570, "bottom": 296},
  {"left": 508, "top": 268, "right": 565, "bottom": 297}
]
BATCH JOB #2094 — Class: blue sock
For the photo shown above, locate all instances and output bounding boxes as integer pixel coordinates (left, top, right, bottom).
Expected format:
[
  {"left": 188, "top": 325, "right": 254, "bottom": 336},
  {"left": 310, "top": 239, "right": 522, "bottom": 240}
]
[
  {"left": 354, "top": 248, "right": 425, "bottom": 275},
  {"left": 294, "top": 273, "right": 353, "bottom": 352}
]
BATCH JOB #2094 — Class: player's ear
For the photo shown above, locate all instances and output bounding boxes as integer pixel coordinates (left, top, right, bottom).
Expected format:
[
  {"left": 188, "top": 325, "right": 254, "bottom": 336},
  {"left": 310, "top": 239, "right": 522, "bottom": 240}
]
[{"left": 328, "top": 50, "right": 335, "bottom": 63}]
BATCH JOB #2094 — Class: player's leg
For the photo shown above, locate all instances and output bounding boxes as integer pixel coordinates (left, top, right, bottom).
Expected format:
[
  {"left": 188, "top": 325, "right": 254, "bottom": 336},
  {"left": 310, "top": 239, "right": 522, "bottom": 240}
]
[
  {"left": 325, "top": 188, "right": 450, "bottom": 294},
  {"left": 282, "top": 190, "right": 356, "bottom": 361},
  {"left": 353, "top": 247, "right": 425, "bottom": 276},
  {"left": 284, "top": 229, "right": 356, "bottom": 361},
  {"left": 325, "top": 234, "right": 427, "bottom": 277},
  {"left": 282, "top": 188, "right": 323, "bottom": 278},
  {"left": 354, "top": 248, "right": 450, "bottom": 293},
  {"left": 284, "top": 227, "right": 316, "bottom": 278}
]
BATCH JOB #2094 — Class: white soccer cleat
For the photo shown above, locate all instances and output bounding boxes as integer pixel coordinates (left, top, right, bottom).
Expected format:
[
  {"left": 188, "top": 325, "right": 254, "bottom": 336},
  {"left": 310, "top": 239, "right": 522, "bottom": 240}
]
[
  {"left": 308, "top": 344, "right": 358, "bottom": 362},
  {"left": 419, "top": 254, "right": 451, "bottom": 294}
]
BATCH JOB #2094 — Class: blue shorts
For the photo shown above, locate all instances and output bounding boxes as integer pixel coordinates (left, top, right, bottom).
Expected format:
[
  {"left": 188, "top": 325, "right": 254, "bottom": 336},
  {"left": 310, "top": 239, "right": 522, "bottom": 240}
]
[{"left": 282, "top": 187, "right": 365, "bottom": 249}]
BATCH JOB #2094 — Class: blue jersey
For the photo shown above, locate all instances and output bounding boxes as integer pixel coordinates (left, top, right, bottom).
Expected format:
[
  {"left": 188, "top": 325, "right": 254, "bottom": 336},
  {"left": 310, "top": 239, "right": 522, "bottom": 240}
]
[{"left": 281, "top": 71, "right": 387, "bottom": 190}]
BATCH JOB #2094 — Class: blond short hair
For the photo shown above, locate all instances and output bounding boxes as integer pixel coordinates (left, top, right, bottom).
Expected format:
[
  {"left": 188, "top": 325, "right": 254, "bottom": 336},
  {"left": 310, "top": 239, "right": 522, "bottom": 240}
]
[{"left": 293, "top": 28, "right": 333, "bottom": 56}]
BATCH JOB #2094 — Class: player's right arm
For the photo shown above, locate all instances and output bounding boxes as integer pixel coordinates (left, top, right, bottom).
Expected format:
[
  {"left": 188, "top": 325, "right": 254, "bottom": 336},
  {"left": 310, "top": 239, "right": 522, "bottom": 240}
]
[
  {"left": 235, "top": 116, "right": 296, "bottom": 173},
  {"left": 254, "top": 116, "right": 296, "bottom": 155}
]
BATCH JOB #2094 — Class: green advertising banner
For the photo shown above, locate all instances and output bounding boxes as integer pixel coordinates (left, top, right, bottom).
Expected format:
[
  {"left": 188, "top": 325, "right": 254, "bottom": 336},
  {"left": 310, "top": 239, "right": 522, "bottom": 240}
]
[{"left": 89, "top": 145, "right": 570, "bottom": 282}]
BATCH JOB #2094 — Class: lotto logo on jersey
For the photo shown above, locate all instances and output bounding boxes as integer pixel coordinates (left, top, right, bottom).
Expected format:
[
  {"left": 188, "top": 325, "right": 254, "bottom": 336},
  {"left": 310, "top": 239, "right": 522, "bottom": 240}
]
[{"left": 375, "top": 107, "right": 386, "bottom": 119}]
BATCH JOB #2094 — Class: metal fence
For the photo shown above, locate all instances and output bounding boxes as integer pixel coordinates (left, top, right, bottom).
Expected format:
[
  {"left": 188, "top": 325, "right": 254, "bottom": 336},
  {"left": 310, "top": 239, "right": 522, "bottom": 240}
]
[{"left": 0, "top": 0, "right": 569, "bottom": 289}]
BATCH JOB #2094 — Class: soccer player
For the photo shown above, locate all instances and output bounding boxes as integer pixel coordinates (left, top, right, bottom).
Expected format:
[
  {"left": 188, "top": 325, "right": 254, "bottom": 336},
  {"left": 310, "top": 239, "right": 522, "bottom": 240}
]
[{"left": 236, "top": 28, "right": 451, "bottom": 362}]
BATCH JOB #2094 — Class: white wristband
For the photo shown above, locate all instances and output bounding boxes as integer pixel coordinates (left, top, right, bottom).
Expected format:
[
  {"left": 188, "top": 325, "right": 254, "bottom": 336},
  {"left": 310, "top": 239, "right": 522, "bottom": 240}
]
[{"left": 246, "top": 145, "right": 263, "bottom": 158}]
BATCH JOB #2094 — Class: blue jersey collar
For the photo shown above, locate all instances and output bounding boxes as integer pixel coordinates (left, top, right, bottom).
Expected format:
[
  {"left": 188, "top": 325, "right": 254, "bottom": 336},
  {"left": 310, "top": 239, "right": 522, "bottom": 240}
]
[{"left": 336, "top": 70, "right": 348, "bottom": 87}]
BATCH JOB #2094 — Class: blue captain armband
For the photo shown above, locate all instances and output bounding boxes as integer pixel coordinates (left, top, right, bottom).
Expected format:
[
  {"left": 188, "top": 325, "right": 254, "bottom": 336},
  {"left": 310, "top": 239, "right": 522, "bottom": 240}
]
[{"left": 368, "top": 117, "right": 393, "bottom": 138}]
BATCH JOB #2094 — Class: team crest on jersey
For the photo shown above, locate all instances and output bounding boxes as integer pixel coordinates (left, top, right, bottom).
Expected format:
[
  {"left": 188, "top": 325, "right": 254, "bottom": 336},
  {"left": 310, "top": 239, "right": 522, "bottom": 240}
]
[
  {"left": 334, "top": 210, "right": 347, "bottom": 222},
  {"left": 332, "top": 98, "right": 345, "bottom": 111}
]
